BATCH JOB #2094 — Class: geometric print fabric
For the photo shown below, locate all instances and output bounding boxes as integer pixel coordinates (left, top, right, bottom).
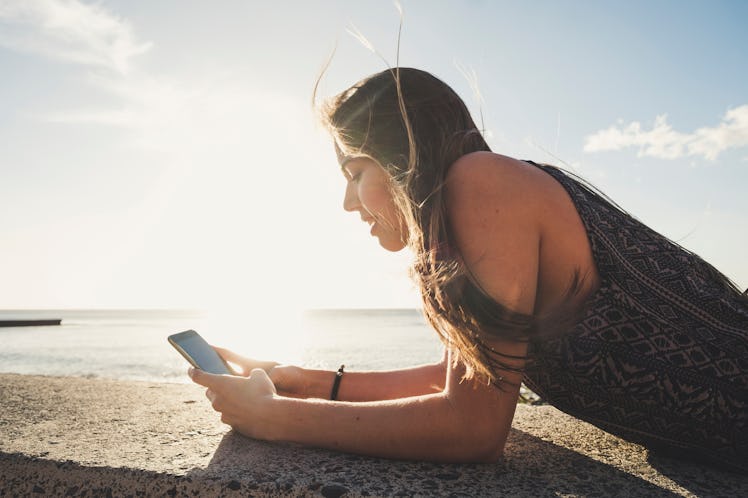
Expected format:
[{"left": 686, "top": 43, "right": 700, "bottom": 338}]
[{"left": 521, "top": 163, "right": 748, "bottom": 473}]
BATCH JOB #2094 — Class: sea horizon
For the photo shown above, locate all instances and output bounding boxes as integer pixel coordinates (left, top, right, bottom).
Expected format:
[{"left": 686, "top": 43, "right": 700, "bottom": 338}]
[{"left": 0, "top": 308, "right": 443, "bottom": 384}]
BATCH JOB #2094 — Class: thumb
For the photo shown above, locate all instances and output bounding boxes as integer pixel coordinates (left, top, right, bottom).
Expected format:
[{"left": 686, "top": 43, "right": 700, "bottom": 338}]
[
  {"left": 249, "top": 368, "right": 277, "bottom": 394},
  {"left": 250, "top": 367, "right": 270, "bottom": 381}
]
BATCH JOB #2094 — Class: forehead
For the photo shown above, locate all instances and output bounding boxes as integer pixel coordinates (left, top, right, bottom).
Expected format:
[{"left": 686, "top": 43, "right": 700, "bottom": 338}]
[
  {"left": 334, "top": 140, "right": 366, "bottom": 163},
  {"left": 335, "top": 144, "right": 364, "bottom": 170},
  {"left": 334, "top": 142, "right": 358, "bottom": 166}
]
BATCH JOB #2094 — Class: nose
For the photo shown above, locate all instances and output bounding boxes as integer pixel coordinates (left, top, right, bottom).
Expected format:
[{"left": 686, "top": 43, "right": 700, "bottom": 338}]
[{"left": 343, "top": 180, "right": 359, "bottom": 212}]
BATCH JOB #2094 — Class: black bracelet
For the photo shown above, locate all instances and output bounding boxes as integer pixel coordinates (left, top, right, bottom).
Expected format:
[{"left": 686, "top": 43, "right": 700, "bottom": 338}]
[{"left": 330, "top": 364, "right": 345, "bottom": 401}]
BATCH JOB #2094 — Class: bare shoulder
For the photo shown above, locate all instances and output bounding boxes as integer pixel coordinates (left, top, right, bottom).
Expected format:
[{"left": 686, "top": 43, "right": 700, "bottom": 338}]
[
  {"left": 447, "top": 151, "right": 525, "bottom": 178},
  {"left": 444, "top": 152, "right": 552, "bottom": 237},
  {"left": 445, "top": 152, "right": 569, "bottom": 233},
  {"left": 444, "top": 152, "right": 547, "bottom": 315},
  {"left": 445, "top": 152, "right": 601, "bottom": 314},
  {"left": 446, "top": 151, "right": 552, "bottom": 202}
]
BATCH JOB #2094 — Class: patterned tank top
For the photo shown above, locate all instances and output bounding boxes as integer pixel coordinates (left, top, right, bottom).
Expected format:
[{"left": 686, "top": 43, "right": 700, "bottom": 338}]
[{"left": 521, "top": 162, "right": 748, "bottom": 473}]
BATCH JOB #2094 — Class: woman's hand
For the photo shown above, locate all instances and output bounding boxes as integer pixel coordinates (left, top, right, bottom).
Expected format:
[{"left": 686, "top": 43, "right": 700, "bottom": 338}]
[
  {"left": 188, "top": 367, "right": 279, "bottom": 440},
  {"left": 212, "top": 346, "right": 305, "bottom": 398}
]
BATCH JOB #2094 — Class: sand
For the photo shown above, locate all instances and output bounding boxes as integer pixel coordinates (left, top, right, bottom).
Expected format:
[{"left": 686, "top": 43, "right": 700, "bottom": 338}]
[{"left": 1, "top": 373, "right": 745, "bottom": 497}]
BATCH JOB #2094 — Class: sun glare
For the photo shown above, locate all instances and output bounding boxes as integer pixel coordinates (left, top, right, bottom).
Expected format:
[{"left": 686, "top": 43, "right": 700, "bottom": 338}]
[{"left": 197, "top": 302, "right": 307, "bottom": 366}]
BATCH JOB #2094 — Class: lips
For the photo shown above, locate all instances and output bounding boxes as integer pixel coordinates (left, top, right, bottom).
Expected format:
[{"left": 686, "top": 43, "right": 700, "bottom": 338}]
[{"left": 361, "top": 217, "right": 377, "bottom": 235}]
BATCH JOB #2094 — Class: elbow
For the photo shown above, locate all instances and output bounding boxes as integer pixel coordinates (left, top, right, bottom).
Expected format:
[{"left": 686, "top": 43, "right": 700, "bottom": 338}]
[
  {"left": 447, "top": 433, "right": 505, "bottom": 464},
  {"left": 451, "top": 401, "right": 510, "bottom": 463},
  {"left": 448, "top": 417, "right": 508, "bottom": 463},
  {"left": 465, "top": 428, "right": 506, "bottom": 463}
]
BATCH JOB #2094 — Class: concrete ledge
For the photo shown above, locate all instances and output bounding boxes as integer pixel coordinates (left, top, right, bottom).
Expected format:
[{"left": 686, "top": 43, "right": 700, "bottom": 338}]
[{"left": 1, "top": 374, "right": 745, "bottom": 497}]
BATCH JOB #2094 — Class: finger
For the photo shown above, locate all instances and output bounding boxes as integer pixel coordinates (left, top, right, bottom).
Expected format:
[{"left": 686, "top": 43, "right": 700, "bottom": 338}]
[
  {"left": 210, "top": 395, "right": 223, "bottom": 412},
  {"left": 211, "top": 347, "right": 251, "bottom": 375},
  {"left": 212, "top": 346, "right": 245, "bottom": 364},
  {"left": 213, "top": 346, "right": 239, "bottom": 361},
  {"left": 220, "top": 413, "right": 234, "bottom": 426},
  {"left": 249, "top": 367, "right": 268, "bottom": 379},
  {"left": 188, "top": 367, "right": 227, "bottom": 389},
  {"left": 205, "top": 388, "right": 229, "bottom": 413},
  {"left": 213, "top": 346, "right": 279, "bottom": 372},
  {"left": 249, "top": 368, "right": 277, "bottom": 395}
]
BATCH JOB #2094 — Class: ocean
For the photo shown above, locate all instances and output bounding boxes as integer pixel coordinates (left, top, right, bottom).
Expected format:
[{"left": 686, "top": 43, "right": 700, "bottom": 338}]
[{"left": 0, "top": 309, "right": 444, "bottom": 384}]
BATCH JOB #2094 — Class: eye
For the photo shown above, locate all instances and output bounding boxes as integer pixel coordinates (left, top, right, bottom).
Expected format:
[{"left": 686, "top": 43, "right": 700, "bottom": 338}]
[{"left": 344, "top": 167, "right": 362, "bottom": 183}]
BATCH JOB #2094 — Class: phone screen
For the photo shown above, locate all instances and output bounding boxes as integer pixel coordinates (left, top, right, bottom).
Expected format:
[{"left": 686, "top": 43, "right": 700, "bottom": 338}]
[{"left": 168, "top": 330, "right": 233, "bottom": 375}]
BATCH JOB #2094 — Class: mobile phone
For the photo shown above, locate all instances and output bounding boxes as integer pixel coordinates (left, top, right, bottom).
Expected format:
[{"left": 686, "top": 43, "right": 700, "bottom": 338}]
[{"left": 168, "top": 329, "right": 234, "bottom": 375}]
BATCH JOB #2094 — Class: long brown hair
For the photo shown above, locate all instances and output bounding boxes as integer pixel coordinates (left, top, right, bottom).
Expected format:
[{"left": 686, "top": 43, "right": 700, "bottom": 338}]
[{"left": 318, "top": 68, "right": 556, "bottom": 385}]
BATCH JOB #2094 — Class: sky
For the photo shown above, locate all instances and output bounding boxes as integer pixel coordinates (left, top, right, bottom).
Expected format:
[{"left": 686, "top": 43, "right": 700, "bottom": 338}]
[{"left": 1, "top": 0, "right": 746, "bottom": 311}]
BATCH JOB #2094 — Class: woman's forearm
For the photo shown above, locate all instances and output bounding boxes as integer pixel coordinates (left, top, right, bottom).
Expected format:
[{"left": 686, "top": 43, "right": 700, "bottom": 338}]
[
  {"left": 272, "top": 348, "right": 447, "bottom": 401},
  {"left": 193, "top": 349, "right": 521, "bottom": 463},
  {"left": 266, "top": 389, "right": 509, "bottom": 462},
  {"left": 294, "top": 362, "right": 446, "bottom": 401},
  {"left": 262, "top": 350, "right": 520, "bottom": 462}
]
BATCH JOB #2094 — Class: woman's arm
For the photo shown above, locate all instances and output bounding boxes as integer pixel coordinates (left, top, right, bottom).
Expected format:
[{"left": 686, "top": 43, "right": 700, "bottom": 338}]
[
  {"left": 214, "top": 346, "right": 447, "bottom": 401},
  {"left": 190, "top": 152, "right": 542, "bottom": 462},
  {"left": 189, "top": 347, "right": 523, "bottom": 462},
  {"left": 276, "top": 349, "right": 447, "bottom": 401}
]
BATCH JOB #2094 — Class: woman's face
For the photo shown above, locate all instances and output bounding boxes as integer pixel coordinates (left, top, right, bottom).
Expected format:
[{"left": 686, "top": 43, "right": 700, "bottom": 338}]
[{"left": 340, "top": 155, "right": 408, "bottom": 252}]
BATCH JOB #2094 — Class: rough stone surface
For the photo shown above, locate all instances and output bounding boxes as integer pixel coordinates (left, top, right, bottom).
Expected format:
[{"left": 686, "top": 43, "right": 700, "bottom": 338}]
[{"left": 1, "top": 373, "right": 746, "bottom": 497}]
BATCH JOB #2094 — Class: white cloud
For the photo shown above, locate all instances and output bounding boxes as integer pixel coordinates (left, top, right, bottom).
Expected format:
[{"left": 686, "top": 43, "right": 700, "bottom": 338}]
[
  {"left": 0, "top": 0, "right": 302, "bottom": 157},
  {"left": 0, "top": 0, "right": 151, "bottom": 74},
  {"left": 584, "top": 105, "right": 748, "bottom": 161}
]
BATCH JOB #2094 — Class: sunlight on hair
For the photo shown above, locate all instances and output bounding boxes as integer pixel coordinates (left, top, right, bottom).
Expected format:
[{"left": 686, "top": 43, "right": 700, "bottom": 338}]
[
  {"left": 393, "top": 0, "right": 403, "bottom": 17},
  {"left": 454, "top": 61, "right": 486, "bottom": 134},
  {"left": 345, "top": 24, "right": 376, "bottom": 54},
  {"left": 345, "top": 1, "right": 405, "bottom": 71},
  {"left": 525, "top": 136, "right": 578, "bottom": 172}
]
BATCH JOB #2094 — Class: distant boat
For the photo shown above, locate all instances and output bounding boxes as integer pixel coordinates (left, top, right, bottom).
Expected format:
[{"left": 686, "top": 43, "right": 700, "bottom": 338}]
[{"left": 0, "top": 319, "right": 62, "bottom": 327}]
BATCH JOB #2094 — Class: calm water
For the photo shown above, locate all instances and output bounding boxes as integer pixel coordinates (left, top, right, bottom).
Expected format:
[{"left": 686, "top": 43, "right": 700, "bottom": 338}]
[{"left": 0, "top": 309, "right": 443, "bottom": 383}]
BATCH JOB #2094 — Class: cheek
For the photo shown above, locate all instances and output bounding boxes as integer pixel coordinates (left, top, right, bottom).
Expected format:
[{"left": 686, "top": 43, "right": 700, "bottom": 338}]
[{"left": 359, "top": 185, "right": 393, "bottom": 215}]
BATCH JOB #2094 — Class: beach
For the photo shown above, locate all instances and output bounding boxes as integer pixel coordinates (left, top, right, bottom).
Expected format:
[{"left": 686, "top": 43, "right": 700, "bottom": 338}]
[{"left": 2, "top": 373, "right": 745, "bottom": 497}]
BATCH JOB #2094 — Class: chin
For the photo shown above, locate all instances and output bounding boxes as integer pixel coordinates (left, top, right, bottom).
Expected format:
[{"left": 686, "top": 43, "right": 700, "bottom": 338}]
[{"left": 378, "top": 236, "right": 407, "bottom": 252}]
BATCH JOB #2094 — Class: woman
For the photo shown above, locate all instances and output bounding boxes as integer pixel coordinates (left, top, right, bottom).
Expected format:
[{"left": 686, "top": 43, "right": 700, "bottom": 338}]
[{"left": 189, "top": 68, "right": 748, "bottom": 472}]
